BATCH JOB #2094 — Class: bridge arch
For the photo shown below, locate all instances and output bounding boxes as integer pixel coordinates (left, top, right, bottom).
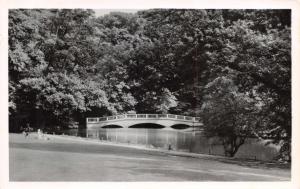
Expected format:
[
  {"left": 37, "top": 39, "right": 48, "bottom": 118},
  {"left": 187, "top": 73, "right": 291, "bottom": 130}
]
[
  {"left": 102, "top": 125, "right": 123, "bottom": 128},
  {"left": 171, "top": 124, "right": 190, "bottom": 130},
  {"left": 129, "top": 123, "right": 165, "bottom": 129}
]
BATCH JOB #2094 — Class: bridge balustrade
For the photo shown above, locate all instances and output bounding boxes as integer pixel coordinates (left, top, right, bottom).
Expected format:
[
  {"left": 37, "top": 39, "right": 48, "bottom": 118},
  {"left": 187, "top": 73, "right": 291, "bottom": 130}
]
[
  {"left": 126, "top": 114, "right": 137, "bottom": 118},
  {"left": 158, "top": 114, "right": 167, "bottom": 118},
  {"left": 107, "top": 116, "right": 117, "bottom": 120},
  {"left": 117, "top": 115, "right": 125, "bottom": 119},
  {"left": 99, "top": 117, "right": 107, "bottom": 121},
  {"left": 87, "top": 118, "right": 98, "bottom": 122},
  {"left": 177, "top": 115, "right": 185, "bottom": 120},
  {"left": 147, "top": 114, "right": 157, "bottom": 118},
  {"left": 185, "top": 116, "right": 193, "bottom": 120},
  {"left": 87, "top": 114, "right": 201, "bottom": 123},
  {"left": 137, "top": 114, "right": 147, "bottom": 118},
  {"left": 167, "top": 114, "right": 176, "bottom": 118}
]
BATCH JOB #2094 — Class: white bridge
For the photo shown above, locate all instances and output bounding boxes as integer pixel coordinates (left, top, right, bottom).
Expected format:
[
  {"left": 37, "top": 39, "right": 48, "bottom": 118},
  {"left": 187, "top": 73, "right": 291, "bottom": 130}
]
[{"left": 87, "top": 114, "right": 202, "bottom": 129}]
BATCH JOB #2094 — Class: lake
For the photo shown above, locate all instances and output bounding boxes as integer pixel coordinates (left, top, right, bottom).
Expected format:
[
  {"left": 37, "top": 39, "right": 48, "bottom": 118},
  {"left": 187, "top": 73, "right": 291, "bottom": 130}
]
[{"left": 61, "top": 127, "right": 280, "bottom": 161}]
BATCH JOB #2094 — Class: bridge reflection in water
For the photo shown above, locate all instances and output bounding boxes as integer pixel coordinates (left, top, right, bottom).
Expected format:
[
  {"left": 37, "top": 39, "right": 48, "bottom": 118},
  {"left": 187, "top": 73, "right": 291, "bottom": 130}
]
[{"left": 87, "top": 128, "right": 198, "bottom": 151}]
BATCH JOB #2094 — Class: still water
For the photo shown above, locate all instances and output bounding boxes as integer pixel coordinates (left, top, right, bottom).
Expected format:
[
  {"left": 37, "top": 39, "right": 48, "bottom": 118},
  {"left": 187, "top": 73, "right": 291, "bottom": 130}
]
[{"left": 62, "top": 128, "right": 280, "bottom": 161}]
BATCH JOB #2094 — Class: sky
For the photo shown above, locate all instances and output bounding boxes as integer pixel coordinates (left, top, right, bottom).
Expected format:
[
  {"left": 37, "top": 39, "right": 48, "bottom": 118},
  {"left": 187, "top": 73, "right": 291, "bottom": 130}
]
[{"left": 94, "top": 9, "right": 140, "bottom": 17}]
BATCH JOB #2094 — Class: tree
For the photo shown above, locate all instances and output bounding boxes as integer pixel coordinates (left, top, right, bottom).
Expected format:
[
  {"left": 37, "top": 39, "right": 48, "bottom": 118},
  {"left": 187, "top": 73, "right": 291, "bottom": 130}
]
[
  {"left": 9, "top": 9, "right": 114, "bottom": 129},
  {"left": 201, "top": 76, "right": 258, "bottom": 157},
  {"left": 207, "top": 10, "right": 291, "bottom": 160},
  {"left": 9, "top": 9, "right": 140, "bottom": 129}
]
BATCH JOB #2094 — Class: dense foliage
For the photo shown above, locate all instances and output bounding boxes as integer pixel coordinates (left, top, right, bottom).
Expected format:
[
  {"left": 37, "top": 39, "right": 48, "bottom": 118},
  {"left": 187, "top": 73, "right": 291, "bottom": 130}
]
[{"left": 9, "top": 9, "right": 291, "bottom": 159}]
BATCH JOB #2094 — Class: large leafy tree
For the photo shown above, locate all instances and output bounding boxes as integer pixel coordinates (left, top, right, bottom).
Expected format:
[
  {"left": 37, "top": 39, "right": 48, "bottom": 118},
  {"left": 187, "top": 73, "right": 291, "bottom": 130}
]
[
  {"left": 206, "top": 10, "right": 291, "bottom": 159},
  {"left": 201, "top": 76, "right": 259, "bottom": 157},
  {"left": 9, "top": 9, "right": 134, "bottom": 128},
  {"left": 136, "top": 9, "right": 223, "bottom": 115}
]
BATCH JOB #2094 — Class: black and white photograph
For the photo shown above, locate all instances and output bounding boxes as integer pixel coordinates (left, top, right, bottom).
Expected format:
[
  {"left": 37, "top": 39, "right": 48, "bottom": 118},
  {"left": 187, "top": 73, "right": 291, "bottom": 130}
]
[{"left": 1, "top": 1, "right": 299, "bottom": 187}]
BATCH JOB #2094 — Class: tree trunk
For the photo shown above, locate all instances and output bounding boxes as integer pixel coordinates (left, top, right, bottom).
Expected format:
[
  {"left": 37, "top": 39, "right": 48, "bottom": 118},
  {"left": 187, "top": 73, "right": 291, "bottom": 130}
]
[{"left": 222, "top": 136, "right": 245, "bottom": 157}]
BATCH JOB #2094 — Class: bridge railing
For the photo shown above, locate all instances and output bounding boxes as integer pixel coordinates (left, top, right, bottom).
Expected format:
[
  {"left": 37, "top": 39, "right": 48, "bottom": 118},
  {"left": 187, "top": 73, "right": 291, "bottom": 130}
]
[{"left": 87, "top": 114, "right": 201, "bottom": 123}]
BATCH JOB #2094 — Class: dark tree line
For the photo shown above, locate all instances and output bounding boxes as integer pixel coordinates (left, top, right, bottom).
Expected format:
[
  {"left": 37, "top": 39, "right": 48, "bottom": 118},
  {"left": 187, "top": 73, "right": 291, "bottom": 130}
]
[{"left": 9, "top": 9, "right": 291, "bottom": 159}]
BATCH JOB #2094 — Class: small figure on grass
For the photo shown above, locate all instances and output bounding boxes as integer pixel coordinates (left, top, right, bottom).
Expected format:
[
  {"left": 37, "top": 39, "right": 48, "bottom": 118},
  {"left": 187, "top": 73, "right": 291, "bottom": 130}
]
[
  {"left": 23, "top": 123, "right": 30, "bottom": 138},
  {"left": 37, "top": 128, "right": 42, "bottom": 139}
]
